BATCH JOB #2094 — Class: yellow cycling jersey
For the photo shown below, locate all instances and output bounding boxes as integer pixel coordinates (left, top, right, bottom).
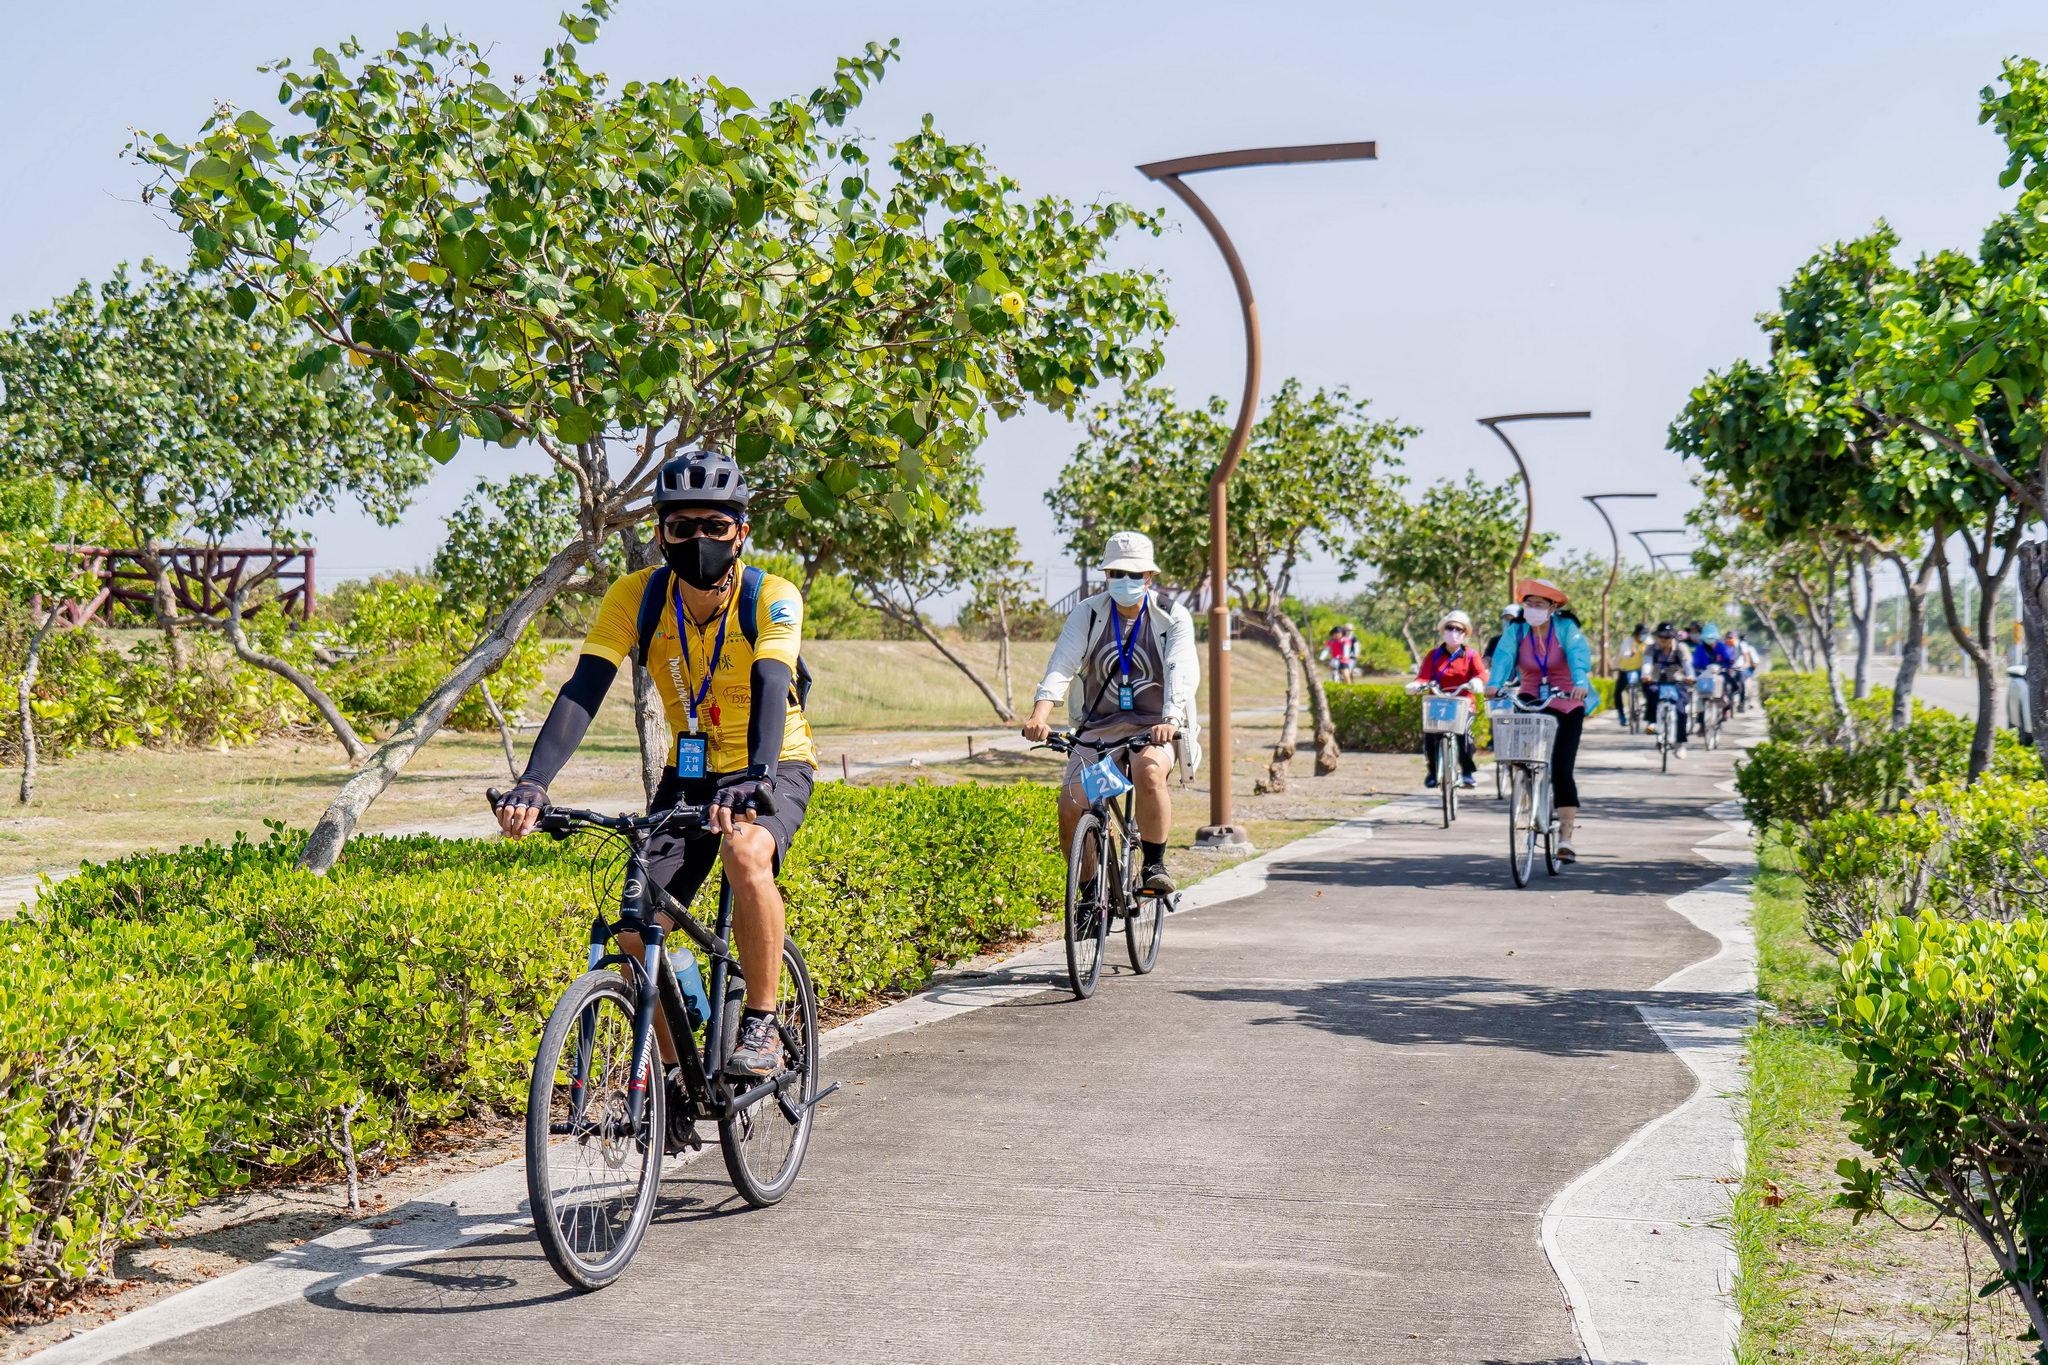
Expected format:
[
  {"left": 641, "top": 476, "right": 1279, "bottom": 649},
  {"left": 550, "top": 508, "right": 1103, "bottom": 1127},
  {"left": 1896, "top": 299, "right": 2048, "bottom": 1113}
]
[{"left": 580, "top": 564, "right": 817, "bottom": 773}]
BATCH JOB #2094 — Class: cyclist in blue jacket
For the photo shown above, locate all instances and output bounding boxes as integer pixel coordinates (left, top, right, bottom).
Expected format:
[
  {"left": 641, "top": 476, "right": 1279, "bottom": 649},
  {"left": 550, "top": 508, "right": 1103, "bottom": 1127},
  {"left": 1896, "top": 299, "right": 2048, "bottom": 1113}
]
[{"left": 1488, "top": 578, "right": 1596, "bottom": 863}]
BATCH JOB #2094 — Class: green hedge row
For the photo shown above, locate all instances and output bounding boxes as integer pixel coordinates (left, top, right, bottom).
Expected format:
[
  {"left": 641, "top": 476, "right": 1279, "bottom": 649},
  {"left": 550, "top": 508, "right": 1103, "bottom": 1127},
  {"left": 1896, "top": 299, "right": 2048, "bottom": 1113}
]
[
  {"left": 0, "top": 782, "right": 1060, "bottom": 1319},
  {"left": 1735, "top": 673, "right": 2038, "bottom": 826},
  {"left": 1746, "top": 674, "right": 2048, "bottom": 1332},
  {"left": 1326, "top": 678, "right": 1613, "bottom": 753}
]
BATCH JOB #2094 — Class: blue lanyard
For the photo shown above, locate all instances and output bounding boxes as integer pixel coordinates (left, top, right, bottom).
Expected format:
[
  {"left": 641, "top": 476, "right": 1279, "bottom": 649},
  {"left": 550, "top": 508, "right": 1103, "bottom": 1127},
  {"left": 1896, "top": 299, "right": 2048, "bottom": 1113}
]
[
  {"left": 670, "top": 580, "right": 730, "bottom": 734},
  {"left": 1110, "top": 598, "right": 1147, "bottom": 682},
  {"left": 1527, "top": 624, "right": 1554, "bottom": 681}
]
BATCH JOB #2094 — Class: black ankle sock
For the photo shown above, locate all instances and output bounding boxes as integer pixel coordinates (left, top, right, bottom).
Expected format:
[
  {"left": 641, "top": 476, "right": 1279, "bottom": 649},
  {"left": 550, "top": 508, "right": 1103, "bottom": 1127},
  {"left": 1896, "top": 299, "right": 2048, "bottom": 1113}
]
[
  {"left": 1141, "top": 840, "right": 1166, "bottom": 865},
  {"left": 741, "top": 1006, "right": 775, "bottom": 1023}
]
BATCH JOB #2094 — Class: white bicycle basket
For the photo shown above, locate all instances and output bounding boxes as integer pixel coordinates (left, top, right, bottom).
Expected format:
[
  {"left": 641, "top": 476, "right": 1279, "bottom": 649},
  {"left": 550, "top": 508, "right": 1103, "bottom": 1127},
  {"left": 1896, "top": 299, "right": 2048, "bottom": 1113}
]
[
  {"left": 1421, "top": 695, "right": 1473, "bottom": 735},
  {"left": 1491, "top": 711, "right": 1558, "bottom": 764}
]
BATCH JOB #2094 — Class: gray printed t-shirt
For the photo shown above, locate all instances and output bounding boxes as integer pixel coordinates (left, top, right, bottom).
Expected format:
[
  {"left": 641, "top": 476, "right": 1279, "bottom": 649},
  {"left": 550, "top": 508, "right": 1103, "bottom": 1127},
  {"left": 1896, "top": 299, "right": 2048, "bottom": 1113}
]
[{"left": 1074, "top": 603, "right": 1167, "bottom": 736}]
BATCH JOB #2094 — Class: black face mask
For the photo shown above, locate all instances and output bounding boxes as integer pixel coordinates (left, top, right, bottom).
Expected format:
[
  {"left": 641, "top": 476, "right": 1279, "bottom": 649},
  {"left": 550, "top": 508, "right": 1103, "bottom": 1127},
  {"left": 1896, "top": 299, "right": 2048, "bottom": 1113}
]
[{"left": 664, "top": 534, "right": 740, "bottom": 591}]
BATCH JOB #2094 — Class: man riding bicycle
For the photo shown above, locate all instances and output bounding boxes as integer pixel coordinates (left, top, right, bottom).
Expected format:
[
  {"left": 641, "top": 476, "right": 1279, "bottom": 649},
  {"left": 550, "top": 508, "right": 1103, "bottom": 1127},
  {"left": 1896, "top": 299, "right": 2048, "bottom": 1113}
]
[
  {"left": 1407, "top": 609, "right": 1486, "bottom": 789},
  {"left": 1642, "top": 621, "right": 1696, "bottom": 757},
  {"left": 1022, "top": 530, "right": 1199, "bottom": 896},
  {"left": 1614, "top": 622, "right": 1649, "bottom": 729},
  {"left": 493, "top": 448, "right": 817, "bottom": 1080}
]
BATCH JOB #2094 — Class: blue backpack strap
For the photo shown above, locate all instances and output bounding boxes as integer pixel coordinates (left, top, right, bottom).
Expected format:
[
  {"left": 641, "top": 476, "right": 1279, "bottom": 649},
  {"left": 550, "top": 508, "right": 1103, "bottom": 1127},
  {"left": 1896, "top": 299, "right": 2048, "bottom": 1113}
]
[
  {"left": 631, "top": 565, "right": 670, "bottom": 669},
  {"left": 736, "top": 564, "right": 765, "bottom": 644}
]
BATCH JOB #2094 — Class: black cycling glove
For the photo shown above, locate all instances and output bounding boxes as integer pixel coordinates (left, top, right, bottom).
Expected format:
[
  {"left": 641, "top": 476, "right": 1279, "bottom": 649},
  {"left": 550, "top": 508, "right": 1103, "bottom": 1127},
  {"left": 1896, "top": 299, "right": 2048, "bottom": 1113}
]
[
  {"left": 712, "top": 767, "right": 778, "bottom": 818},
  {"left": 496, "top": 778, "right": 549, "bottom": 814}
]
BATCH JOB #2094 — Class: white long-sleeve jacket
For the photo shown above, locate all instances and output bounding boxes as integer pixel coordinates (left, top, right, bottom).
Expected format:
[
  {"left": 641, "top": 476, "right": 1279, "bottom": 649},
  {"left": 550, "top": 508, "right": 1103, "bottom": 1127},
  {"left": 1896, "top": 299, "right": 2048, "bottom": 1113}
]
[{"left": 1034, "top": 591, "right": 1202, "bottom": 775}]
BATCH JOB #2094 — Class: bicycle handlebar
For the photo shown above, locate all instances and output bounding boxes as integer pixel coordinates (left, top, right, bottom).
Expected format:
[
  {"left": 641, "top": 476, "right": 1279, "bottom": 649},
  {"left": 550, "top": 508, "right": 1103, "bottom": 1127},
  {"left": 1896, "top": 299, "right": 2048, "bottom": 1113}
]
[
  {"left": 486, "top": 787, "right": 711, "bottom": 839},
  {"left": 1037, "top": 730, "right": 1166, "bottom": 756}
]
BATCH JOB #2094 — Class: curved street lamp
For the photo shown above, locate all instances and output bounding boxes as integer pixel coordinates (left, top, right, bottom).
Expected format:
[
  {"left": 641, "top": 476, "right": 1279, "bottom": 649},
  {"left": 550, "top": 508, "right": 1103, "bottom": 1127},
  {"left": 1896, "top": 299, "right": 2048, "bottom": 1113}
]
[
  {"left": 1139, "top": 141, "right": 1378, "bottom": 850},
  {"left": 1582, "top": 492, "right": 1657, "bottom": 673},
  {"left": 1478, "top": 411, "right": 1592, "bottom": 605},
  {"left": 1632, "top": 528, "right": 1690, "bottom": 569}
]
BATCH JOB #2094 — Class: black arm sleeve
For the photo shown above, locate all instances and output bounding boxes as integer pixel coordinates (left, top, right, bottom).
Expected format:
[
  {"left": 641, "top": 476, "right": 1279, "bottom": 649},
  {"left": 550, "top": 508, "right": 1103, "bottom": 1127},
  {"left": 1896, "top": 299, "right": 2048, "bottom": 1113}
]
[
  {"left": 746, "top": 659, "right": 792, "bottom": 778},
  {"left": 517, "top": 654, "right": 619, "bottom": 789}
]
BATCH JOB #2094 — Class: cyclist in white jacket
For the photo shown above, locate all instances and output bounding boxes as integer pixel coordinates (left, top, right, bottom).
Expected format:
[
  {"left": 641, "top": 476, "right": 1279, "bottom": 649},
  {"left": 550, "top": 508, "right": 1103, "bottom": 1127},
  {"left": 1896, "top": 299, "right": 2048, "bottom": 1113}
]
[{"left": 1022, "top": 530, "right": 1200, "bottom": 893}]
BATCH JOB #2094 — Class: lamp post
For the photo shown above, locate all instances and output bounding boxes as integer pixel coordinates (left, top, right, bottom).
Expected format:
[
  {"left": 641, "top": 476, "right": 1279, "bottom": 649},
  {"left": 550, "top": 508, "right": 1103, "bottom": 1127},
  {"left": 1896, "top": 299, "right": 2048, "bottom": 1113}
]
[
  {"left": 1583, "top": 492, "right": 1656, "bottom": 673},
  {"left": 1478, "top": 411, "right": 1592, "bottom": 606},
  {"left": 1139, "top": 141, "right": 1378, "bottom": 850}
]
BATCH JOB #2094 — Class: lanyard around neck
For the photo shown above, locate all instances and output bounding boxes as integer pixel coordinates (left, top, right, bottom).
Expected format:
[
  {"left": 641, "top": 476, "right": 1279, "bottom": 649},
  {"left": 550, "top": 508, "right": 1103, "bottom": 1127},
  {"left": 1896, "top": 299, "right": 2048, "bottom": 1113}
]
[
  {"left": 669, "top": 579, "right": 730, "bottom": 733},
  {"left": 1110, "top": 598, "right": 1148, "bottom": 681}
]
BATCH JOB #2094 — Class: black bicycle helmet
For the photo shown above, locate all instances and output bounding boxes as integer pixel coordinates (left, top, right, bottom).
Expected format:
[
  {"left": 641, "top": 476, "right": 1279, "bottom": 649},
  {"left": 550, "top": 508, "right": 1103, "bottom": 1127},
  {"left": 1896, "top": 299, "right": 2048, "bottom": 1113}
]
[{"left": 653, "top": 449, "right": 751, "bottom": 516}]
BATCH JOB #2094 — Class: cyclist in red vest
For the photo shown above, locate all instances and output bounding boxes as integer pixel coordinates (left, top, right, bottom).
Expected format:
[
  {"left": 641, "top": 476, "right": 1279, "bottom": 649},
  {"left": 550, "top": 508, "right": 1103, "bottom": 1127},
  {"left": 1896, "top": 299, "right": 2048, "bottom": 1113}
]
[{"left": 1406, "top": 609, "right": 1487, "bottom": 789}]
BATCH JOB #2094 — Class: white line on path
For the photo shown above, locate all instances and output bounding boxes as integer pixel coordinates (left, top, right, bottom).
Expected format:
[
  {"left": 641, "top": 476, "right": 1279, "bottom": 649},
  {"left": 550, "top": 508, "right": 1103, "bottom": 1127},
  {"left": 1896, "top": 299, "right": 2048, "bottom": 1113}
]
[
  {"left": 1541, "top": 779, "right": 1758, "bottom": 1365},
  {"left": 29, "top": 802, "right": 1409, "bottom": 1364}
]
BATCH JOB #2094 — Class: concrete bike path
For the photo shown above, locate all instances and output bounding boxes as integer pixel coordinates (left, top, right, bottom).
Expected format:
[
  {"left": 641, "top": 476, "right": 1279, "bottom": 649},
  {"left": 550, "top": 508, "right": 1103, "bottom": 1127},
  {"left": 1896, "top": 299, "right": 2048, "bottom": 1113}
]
[{"left": 55, "top": 715, "right": 1747, "bottom": 1364}]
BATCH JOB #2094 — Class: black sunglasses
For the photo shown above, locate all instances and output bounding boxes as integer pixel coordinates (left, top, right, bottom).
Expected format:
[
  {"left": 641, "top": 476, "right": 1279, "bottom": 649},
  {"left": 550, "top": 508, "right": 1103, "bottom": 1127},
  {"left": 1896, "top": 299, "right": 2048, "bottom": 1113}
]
[
  {"left": 1105, "top": 569, "right": 1147, "bottom": 581},
  {"left": 662, "top": 513, "right": 741, "bottom": 541}
]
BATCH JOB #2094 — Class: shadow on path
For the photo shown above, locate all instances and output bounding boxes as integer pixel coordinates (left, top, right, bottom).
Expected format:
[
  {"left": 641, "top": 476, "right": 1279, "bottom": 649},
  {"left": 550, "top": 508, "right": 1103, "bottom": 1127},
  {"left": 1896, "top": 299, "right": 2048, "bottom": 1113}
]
[{"left": 1178, "top": 974, "right": 1747, "bottom": 1059}]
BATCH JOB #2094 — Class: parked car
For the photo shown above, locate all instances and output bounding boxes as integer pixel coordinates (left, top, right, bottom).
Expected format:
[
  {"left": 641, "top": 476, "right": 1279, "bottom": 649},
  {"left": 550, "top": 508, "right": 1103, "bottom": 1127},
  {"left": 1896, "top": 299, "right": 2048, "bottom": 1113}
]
[{"left": 2008, "top": 662, "right": 2032, "bottom": 745}]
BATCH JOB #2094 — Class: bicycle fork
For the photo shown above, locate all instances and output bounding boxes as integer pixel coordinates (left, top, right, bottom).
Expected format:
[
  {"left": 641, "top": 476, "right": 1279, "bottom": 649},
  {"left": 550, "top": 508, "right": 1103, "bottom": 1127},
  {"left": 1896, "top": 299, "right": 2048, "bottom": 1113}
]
[{"left": 621, "top": 854, "right": 665, "bottom": 1130}]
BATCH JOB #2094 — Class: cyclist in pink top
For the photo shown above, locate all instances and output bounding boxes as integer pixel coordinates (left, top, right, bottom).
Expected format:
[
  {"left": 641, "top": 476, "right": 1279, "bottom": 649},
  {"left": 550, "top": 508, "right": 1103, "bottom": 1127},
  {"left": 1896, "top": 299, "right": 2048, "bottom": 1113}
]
[{"left": 1486, "top": 577, "right": 1595, "bottom": 862}]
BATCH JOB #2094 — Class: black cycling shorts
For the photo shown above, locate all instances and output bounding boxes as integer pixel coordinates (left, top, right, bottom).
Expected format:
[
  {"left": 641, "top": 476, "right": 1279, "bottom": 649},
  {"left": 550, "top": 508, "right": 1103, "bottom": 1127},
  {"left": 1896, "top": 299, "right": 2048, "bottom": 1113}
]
[{"left": 645, "top": 762, "right": 816, "bottom": 909}]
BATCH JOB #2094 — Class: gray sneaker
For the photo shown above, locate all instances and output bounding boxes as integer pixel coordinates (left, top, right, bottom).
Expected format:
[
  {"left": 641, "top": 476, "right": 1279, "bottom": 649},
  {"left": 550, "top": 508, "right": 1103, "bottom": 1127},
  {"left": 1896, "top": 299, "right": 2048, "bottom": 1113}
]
[{"left": 725, "top": 1012, "right": 786, "bottom": 1078}]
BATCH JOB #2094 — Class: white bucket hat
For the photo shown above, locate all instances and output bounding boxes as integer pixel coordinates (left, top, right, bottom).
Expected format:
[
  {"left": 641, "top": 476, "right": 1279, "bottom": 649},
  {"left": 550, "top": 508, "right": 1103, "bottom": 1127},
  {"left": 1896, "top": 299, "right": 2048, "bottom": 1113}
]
[{"left": 1100, "top": 530, "right": 1158, "bottom": 574}]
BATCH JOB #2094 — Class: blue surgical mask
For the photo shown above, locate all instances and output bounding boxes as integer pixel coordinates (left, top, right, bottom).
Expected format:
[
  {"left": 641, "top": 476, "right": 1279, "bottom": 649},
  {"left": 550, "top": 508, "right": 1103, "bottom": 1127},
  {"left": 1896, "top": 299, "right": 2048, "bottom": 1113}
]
[{"left": 1107, "top": 577, "right": 1147, "bottom": 607}]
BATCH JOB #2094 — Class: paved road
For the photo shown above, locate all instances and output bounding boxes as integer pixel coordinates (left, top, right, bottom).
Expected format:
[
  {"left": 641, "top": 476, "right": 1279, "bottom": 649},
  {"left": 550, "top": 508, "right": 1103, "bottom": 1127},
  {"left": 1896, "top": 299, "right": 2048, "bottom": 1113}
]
[{"left": 84, "top": 713, "right": 1746, "bottom": 1364}]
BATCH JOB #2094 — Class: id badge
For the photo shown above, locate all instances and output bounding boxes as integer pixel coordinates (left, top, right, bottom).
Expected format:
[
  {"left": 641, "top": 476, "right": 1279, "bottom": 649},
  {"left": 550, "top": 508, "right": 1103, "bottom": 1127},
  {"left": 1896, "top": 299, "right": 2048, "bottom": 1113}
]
[
  {"left": 1118, "top": 684, "right": 1135, "bottom": 711},
  {"left": 674, "top": 734, "right": 707, "bottom": 779}
]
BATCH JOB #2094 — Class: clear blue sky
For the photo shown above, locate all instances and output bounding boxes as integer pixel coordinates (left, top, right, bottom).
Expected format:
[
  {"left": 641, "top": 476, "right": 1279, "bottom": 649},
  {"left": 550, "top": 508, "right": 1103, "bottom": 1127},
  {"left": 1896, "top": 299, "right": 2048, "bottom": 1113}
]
[{"left": 8, "top": 0, "right": 2046, "bottom": 597}]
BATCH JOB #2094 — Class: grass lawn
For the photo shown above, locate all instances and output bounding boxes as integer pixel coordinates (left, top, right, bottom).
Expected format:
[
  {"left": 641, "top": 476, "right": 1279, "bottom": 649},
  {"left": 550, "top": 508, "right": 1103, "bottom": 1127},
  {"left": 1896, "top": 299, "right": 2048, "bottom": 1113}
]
[{"left": 1736, "top": 834, "right": 2033, "bottom": 1363}]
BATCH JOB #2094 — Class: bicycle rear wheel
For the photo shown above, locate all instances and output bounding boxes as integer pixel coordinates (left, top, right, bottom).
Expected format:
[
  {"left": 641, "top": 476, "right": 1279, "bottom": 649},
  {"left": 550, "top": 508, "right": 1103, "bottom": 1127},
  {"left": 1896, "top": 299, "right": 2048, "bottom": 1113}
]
[
  {"left": 1507, "top": 766, "right": 1536, "bottom": 888},
  {"left": 526, "top": 970, "right": 664, "bottom": 1291},
  {"left": 719, "top": 938, "right": 820, "bottom": 1207},
  {"left": 1064, "top": 813, "right": 1110, "bottom": 999}
]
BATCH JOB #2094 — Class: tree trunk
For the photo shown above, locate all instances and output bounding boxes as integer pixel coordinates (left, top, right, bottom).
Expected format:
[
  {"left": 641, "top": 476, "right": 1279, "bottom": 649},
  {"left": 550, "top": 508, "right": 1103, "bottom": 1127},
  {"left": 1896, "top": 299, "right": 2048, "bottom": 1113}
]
[
  {"left": 1263, "top": 607, "right": 1302, "bottom": 792},
  {"left": 2018, "top": 541, "right": 2048, "bottom": 774},
  {"left": 16, "top": 606, "right": 59, "bottom": 805},
  {"left": 1791, "top": 561, "right": 1854, "bottom": 744},
  {"left": 1397, "top": 619, "right": 1422, "bottom": 672},
  {"left": 619, "top": 527, "right": 668, "bottom": 805},
  {"left": 137, "top": 540, "right": 190, "bottom": 675},
  {"left": 864, "top": 585, "right": 1016, "bottom": 723},
  {"left": 1935, "top": 542, "right": 1998, "bottom": 782},
  {"left": 995, "top": 591, "right": 1014, "bottom": 716},
  {"left": 1277, "top": 613, "right": 1340, "bottom": 775},
  {"left": 1883, "top": 544, "right": 1937, "bottom": 731},
  {"left": 297, "top": 539, "right": 596, "bottom": 873},
  {"left": 221, "top": 590, "right": 370, "bottom": 764},
  {"left": 477, "top": 681, "right": 520, "bottom": 782},
  {"left": 1848, "top": 547, "right": 1875, "bottom": 700}
]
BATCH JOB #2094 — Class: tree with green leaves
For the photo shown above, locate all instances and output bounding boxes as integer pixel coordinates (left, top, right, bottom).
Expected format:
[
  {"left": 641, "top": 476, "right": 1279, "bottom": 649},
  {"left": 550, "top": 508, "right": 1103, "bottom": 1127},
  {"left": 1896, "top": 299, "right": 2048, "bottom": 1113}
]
[
  {"left": 1360, "top": 473, "right": 1541, "bottom": 664},
  {"left": 137, "top": 3, "right": 1172, "bottom": 869},
  {"left": 1049, "top": 380, "right": 1412, "bottom": 788},
  {"left": 0, "top": 261, "right": 426, "bottom": 672}
]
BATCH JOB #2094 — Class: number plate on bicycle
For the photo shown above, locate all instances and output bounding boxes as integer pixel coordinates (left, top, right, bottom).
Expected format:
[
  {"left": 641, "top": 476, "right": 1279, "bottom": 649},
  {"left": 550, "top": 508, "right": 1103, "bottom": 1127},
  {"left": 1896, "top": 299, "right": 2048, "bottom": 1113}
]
[{"left": 1078, "top": 752, "right": 1134, "bottom": 803}]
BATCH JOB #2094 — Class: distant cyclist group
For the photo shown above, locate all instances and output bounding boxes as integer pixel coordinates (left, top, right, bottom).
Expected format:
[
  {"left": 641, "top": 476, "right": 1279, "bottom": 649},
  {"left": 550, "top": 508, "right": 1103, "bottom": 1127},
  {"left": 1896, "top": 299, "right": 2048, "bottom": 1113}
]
[{"left": 1612, "top": 619, "right": 1758, "bottom": 758}]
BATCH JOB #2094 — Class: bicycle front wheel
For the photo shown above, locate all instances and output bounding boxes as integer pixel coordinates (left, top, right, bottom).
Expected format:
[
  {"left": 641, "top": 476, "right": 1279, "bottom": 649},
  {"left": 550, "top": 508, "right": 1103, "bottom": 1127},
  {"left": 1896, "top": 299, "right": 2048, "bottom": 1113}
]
[
  {"left": 526, "top": 970, "right": 665, "bottom": 1291},
  {"left": 719, "top": 937, "right": 820, "bottom": 1207},
  {"left": 1064, "top": 813, "right": 1110, "bottom": 999},
  {"left": 1439, "top": 740, "right": 1455, "bottom": 828},
  {"left": 1507, "top": 766, "right": 1536, "bottom": 888}
]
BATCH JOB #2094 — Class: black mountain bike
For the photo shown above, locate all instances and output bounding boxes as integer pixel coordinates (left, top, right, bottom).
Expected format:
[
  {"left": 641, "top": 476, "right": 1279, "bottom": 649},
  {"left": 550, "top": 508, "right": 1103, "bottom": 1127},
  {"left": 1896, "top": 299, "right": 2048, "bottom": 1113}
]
[
  {"left": 1042, "top": 732, "right": 1170, "bottom": 998},
  {"left": 488, "top": 789, "right": 835, "bottom": 1291}
]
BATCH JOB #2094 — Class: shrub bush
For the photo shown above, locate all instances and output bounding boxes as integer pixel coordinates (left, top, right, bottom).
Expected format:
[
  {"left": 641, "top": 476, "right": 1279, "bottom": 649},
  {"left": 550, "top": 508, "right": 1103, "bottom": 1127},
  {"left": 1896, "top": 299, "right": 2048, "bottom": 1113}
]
[
  {"left": 304, "top": 576, "right": 550, "bottom": 730},
  {"left": 0, "top": 608, "right": 315, "bottom": 763},
  {"left": 0, "top": 781, "right": 1060, "bottom": 1319},
  {"left": 1834, "top": 912, "right": 2048, "bottom": 1342}
]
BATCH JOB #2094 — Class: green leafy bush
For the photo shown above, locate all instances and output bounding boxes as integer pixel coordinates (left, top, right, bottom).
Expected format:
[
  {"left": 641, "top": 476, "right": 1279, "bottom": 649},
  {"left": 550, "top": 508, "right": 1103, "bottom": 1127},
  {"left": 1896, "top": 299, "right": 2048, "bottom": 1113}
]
[
  {"left": 313, "top": 576, "right": 549, "bottom": 730},
  {"left": 1834, "top": 912, "right": 2048, "bottom": 1344},
  {"left": 1352, "top": 631, "right": 1412, "bottom": 675},
  {"left": 0, "top": 781, "right": 1059, "bottom": 1318},
  {"left": 0, "top": 608, "right": 315, "bottom": 762}
]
